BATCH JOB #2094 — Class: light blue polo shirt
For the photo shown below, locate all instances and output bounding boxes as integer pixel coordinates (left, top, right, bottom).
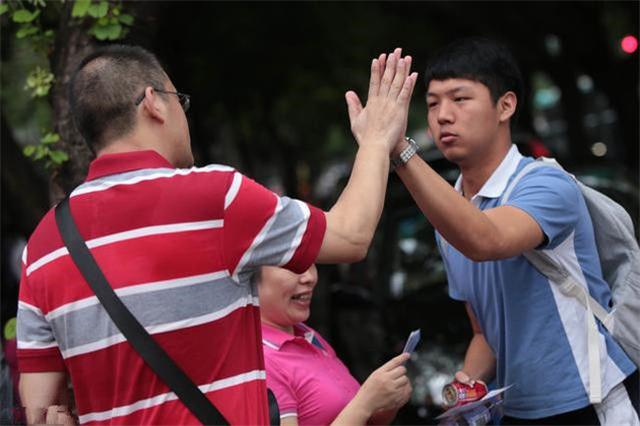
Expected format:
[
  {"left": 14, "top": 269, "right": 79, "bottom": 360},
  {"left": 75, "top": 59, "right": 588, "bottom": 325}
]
[{"left": 436, "top": 145, "right": 636, "bottom": 419}]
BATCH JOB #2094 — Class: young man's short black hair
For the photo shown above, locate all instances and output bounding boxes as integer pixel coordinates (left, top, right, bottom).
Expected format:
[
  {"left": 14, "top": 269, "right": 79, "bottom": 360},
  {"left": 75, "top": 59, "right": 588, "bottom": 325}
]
[
  {"left": 69, "top": 44, "right": 168, "bottom": 152},
  {"left": 424, "top": 37, "right": 524, "bottom": 111}
]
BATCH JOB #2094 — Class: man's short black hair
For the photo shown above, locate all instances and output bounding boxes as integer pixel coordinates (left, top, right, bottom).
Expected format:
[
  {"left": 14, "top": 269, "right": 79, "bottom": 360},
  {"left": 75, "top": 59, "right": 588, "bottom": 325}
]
[
  {"left": 69, "top": 44, "right": 168, "bottom": 151},
  {"left": 424, "top": 37, "right": 524, "bottom": 110}
]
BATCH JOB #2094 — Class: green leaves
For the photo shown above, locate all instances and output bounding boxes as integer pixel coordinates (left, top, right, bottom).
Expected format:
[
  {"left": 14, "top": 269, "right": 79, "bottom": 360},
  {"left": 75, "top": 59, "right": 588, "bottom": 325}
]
[
  {"left": 12, "top": 9, "right": 40, "bottom": 23},
  {"left": 41, "top": 132, "right": 60, "bottom": 144},
  {"left": 23, "top": 145, "right": 36, "bottom": 157},
  {"left": 0, "top": 4, "right": 9, "bottom": 16},
  {"left": 72, "top": 0, "right": 108, "bottom": 18},
  {"left": 23, "top": 132, "right": 69, "bottom": 169},
  {"left": 118, "top": 14, "right": 134, "bottom": 25},
  {"left": 72, "top": 0, "right": 92, "bottom": 17},
  {"left": 25, "top": 67, "right": 55, "bottom": 98},
  {"left": 49, "top": 150, "right": 69, "bottom": 164},
  {"left": 74, "top": 1, "right": 134, "bottom": 41},
  {"left": 16, "top": 25, "right": 39, "bottom": 39},
  {"left": 11, "top": 1, "right": 132, "bottom": 173},
  {"left": 88, "top": 1, "right": 109, "bottom": 18},
  {"left": 90, "top": 22, "right": 123, "bottom": 40}
]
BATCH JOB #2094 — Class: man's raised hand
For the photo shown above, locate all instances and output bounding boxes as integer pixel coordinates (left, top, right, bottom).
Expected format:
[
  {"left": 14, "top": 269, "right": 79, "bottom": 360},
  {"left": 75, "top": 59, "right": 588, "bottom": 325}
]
[{"left": 345, "top": 48, "right": 418, "bottom": 153}]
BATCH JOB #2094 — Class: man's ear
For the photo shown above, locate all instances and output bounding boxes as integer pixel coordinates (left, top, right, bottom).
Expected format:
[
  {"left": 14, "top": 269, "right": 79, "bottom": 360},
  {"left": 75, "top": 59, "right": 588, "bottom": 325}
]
[
  {"left": 498, "top": 91, "right": 517, "bottom": 123},
  {"left": 140, "top": 87, "right": 166, "bottom": 124}
]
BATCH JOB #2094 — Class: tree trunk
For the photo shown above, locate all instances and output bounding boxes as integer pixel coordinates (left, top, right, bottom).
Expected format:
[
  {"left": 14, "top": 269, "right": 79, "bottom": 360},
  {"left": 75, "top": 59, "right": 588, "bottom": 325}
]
[{"left": 49, "top": 1, "right": 95, "bottom": 204}]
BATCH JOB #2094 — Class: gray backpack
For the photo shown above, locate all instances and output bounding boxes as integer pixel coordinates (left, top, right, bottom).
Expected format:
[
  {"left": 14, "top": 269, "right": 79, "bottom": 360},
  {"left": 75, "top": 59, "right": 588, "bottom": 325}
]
[{"left": 502, "top": 157, "right": 640, "bottom": 404}]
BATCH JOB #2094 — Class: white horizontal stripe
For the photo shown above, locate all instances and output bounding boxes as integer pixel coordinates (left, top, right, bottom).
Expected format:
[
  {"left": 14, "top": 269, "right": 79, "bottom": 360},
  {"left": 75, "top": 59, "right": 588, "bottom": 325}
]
[
  {"left": 280, "top": 412, "right": 298, "bottom": 419},
  {"left": 17, "top": 339, "right": 58, "bottom": 350},
  {"left": 232, "top": 195, "right": 281, "bottom": 281},
  {"left": 79, "top": 369, "right": 266, "bottom": 423},
  {"left": 27, "top": 247, "right": 67, "bottom": 277},
  {"left": 46, "top": 270, "right": 230, "bottom": 321},
  {"left": 18, "top": 301, "right": 44, "bottom": 316},
  {"left": 62, "top": 296, "right": 260, "bottom": 359},
  {"left": 262, "top": 339, "right": 280, "bottom": 350},
  {"left": 71, "top": 164, "right": 235, "bottom": 198},
  {"left": 224, "top": 172, "right": 242, "bottom": 210},
  {"left": 27, "top": 220, "right": 223, "bottom": 276},
  {"left": 279, "top": 200, "right": 310, "bottom": 266},
  {"left": 89, "top": 220, "right": 223, "bottom": 248}
]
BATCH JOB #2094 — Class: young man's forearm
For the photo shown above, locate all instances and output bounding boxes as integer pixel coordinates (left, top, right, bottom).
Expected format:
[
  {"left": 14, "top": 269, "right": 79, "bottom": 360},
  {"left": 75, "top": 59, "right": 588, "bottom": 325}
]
[
  {"left": 461, "top": 333, "right": 496, "bottom": 383},
  {"left": 394, "top": 155, "right": 503, "bottom": 261},
  {"left": 393, "top": 150, "right": 542, "bottom": 261}
]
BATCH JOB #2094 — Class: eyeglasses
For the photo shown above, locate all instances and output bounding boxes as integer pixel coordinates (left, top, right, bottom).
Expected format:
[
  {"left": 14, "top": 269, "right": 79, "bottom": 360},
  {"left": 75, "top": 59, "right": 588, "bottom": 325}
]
[{"left": 135, "top": 88, "right": 191, "bottom": 112}]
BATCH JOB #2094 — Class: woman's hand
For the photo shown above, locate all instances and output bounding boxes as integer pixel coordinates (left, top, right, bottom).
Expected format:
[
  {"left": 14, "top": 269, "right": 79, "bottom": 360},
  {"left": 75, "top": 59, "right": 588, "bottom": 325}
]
[{"left": 352, "top": 353, "right": 413, "bottom": 414}]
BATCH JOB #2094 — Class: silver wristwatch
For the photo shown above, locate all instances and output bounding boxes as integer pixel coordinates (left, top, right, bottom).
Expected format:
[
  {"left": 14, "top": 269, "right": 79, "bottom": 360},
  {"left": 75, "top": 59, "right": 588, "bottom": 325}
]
[{"left": 391, "top": 136, "right": 419, "bottom": 168}]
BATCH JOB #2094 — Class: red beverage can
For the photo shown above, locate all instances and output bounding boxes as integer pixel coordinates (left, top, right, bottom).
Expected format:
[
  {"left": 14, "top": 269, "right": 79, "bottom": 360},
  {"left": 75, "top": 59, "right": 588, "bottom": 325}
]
[{"left": 442, "top": 380, "right": 488, "bottom": 408}]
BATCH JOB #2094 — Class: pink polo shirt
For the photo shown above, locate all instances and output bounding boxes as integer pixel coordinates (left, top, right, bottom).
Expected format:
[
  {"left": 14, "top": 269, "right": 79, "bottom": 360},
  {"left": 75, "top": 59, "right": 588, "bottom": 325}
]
[{"left": 261, "top": 323, "right": 361, "bottom": 425}]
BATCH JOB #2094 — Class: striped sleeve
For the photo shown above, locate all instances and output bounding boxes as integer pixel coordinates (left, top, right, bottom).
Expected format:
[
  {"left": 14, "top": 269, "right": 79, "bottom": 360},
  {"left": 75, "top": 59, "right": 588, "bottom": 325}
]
[
  {"left": 17, "top": 250, "right": 65, "bottom": 372},
  {"left": 223, "top": 172, "right": 326, "bottom": 277}
]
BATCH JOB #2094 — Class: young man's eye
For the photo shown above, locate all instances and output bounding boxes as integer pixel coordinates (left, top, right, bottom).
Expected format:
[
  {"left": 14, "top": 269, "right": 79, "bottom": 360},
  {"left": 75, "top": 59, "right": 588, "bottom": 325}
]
[
  {"left": 454, "top": 97, "right": 468, "bottom": 102},
  {"left": 428, "top": 102, "right": 438, "bottom": 109}
]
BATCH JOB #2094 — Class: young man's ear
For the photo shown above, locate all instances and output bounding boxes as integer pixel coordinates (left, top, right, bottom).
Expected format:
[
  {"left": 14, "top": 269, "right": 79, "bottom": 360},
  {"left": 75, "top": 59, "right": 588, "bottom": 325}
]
[
  {"left": 498, "top": 91, "right": 517, "bottom": 123},
  {"left": 140, "top": 87, "right": 166, "bottom": 124}
]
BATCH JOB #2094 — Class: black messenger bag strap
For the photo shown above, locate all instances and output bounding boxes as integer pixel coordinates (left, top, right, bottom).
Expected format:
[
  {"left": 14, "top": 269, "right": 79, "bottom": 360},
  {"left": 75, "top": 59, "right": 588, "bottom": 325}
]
[{"left": 54, "top": 197, "right": 229, "bottom": 426}]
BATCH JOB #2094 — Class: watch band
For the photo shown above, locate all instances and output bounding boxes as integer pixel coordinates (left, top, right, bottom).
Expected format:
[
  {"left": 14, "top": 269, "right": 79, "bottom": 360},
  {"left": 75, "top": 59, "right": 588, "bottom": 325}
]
[{"left": 391, "top": 137, "right": 419, "bottom": 168}]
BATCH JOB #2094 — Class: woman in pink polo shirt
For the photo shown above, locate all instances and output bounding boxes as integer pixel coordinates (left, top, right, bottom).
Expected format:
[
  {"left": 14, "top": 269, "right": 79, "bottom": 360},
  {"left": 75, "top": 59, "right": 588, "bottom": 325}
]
[{"left": 258, "top": 265, "right": 412, "bottom": 426}]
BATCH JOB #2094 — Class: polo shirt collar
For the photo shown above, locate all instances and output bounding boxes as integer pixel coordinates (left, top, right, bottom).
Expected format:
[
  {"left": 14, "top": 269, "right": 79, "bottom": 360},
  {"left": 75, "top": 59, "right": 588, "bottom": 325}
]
[
  {"left": 262, "top": 323, "right": 318, "bottom": 351},
  {"left": 86, "top": 150, "right": 174, "bottom": 181},
  {"left": 453, "top": 144, "right": 523, "bottom": 201}
]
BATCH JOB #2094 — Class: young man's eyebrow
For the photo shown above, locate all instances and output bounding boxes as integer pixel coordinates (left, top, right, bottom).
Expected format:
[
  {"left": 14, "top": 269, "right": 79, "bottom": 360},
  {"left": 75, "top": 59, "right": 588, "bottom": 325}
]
[{"left": 427, "top": 86, "right": 471, "bottom": 97}]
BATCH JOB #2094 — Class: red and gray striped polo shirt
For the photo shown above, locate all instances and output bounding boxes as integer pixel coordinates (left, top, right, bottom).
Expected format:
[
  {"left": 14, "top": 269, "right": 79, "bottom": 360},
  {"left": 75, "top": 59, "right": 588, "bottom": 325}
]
[{"left": 17, "top": 150, "right": 326, "bottom": 425}]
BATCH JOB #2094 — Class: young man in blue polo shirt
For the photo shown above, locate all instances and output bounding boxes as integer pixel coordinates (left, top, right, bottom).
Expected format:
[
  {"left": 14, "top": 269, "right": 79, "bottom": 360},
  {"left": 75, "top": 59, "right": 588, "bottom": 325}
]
[{"left": 389, "top": 38, "right": 639, "bottom": 424}]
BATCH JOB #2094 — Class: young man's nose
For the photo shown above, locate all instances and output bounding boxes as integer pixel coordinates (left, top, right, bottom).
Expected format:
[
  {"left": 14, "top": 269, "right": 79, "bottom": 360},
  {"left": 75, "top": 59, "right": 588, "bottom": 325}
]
[{"left": 437, "top": 100, "right": 455, "bottom": 124}]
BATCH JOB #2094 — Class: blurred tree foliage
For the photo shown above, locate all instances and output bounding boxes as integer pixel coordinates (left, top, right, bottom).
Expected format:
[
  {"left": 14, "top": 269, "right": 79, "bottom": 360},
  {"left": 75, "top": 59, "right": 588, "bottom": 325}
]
[
  {"left": 1, "top": 0, "right": 136, "bottom": 212},
  {"left": 3, "top": 2, "right": 637, "bottom": 230}
]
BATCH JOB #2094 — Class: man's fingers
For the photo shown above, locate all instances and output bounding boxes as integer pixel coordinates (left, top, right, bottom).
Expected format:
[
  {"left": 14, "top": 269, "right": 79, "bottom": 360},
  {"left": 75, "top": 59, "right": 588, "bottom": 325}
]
[
  {"left": 378, "top": 52, "right": 387, "bottom": 73},
  {"left": 404, "top": 55, "right": 413, "bottom": 83},
  {"left": 367, "top": 58, "right": 381, "bottom": 100},
  {"left": 392, "top": 47, "right": 402, "bottom": 61},
  {"left": 367, "top": 49, "right": 402, "bottom": 100},
  {"left": 345, "top": 91, "right": 363, "bottom": 124},
  {"left": 379, "top": 52, "right": 398, "bottom": 96},
  {"left": 388, "top": 57, "right": 408, "bottom": 99},
  {"left": 398, "top": 72, "right": 418, "bottom": 105},
  {"left": 45, "top": 405, "right": 75, "bottom": 425}
]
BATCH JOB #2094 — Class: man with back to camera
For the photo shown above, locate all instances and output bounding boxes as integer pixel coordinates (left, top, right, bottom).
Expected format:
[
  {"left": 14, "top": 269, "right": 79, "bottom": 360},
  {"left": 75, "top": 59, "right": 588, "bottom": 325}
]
[
  {"left": 383, "top": 37, "right": 638, "bottom": 424},
  {"left": 16, "top": 44, "right": 417, "bottom": 424}
]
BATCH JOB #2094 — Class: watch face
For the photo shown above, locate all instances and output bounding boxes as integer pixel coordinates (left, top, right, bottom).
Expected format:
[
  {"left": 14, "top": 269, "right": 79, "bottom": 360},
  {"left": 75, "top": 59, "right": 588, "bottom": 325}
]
[
  {"left": 392, "top": 138, "right": 419, "bottom": 169},
  {"left": 400, "top": 143, "right": 417, "bottom": 164}
]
